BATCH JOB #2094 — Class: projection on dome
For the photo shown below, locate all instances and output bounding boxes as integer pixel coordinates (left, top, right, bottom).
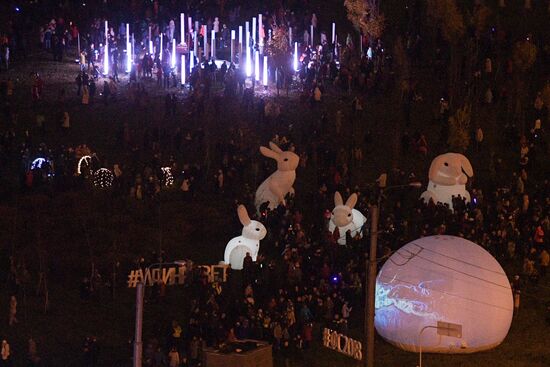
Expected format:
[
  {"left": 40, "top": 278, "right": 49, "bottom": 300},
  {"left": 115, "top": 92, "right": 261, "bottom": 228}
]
[
  {"left": 375, "top": 235, "right": 513, "bottom": 353},
  {"left": 420, "top": 153, "right": 473, "bottom": 210}
]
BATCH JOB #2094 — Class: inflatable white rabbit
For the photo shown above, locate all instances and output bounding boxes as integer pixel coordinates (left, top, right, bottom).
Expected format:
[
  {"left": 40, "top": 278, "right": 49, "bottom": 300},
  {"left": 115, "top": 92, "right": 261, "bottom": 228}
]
[
  {"left": 328, "top": 192, "right": 367, "bottom": 245},
  {"left": 255, "top": 142, "right": 300, "bottom": 211},
  {"left": 420, "top": 152, "right": 474, "bottom": 210},
  {"left": 223, "top": 205, "right": 267, "bottom": 270}
]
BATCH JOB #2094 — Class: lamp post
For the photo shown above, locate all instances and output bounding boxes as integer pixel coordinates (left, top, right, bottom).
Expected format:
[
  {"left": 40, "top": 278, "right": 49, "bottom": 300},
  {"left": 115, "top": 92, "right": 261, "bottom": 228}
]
[
  {"left": 133, "top": 260, "right": 186, "bottom": 367},
  {"left": 365, "top": 180, "right": 422, "bottom": 367}
]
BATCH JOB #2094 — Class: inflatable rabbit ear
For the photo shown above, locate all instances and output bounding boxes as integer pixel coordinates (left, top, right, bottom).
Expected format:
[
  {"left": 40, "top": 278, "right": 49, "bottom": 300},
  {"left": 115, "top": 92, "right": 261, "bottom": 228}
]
[
  {"left": 260, "top": 146, "right": 280, "bottom": 160},
  {"left": 237, "top": 205, "right": 251, "bottom": 226},
  {"left": 345, "top": 193, "right": 358, "bottom": 209},
  {"left": 334, "top": 192, "right": 344, "bottom": 206},
  {"left": 269, "top": 141, "right": 283, "bottom": 153},
  {"left": 460, "top": 155, "right": 474, "bottom": 177}
]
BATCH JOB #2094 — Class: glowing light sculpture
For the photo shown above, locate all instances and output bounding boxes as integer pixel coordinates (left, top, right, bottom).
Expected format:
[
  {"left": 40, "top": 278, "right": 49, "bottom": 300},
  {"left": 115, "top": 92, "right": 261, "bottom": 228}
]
[
  {"left": 254, "top": 50, "right": 260, "bottom": 81},
  {"left": 258, "top": 14, "right": 263, "bottom": 48},
  {"left": 180, "top": 13, "right": 185, "bottom": 45},
  {"left": 159, "top": 33, "right": 163, "bottom": 61},
  {"left": 181, "top": 55, "right": 186, "bottom": 85},
  {"left": 103, "top": 20, "right": 109, "bottom": 75},
  {"left": 252, "top": 17, "right": 256, "bottom": 45},
  {"left": 77, "top": 155, "right": 93, "bottom": 175},
  {"left": 126, "top": 23, "right": 131, "bottom": 72},
  {"left": 328, "top": 192, "right": 367, "bottom": 245},
  {"left": 193, "top": 31, "right": 198, "bottom": 58},
  {"left": 293, "top": 42, "right": 298, "bottom": 72},
  {"left": 93, "top": 168, "right": 114, "bottom": 188},
  {"left": 245, "top": 32, "right": 252, "bottom": 77},
  {"left": 203, "top": 25, "right": 208, "bottom": 59},
  {"left": 420, "top": 153, "right": 473, "bottom": 210},
  {"left": 30, "top": 157, "right": 47, "bottom": 170},
  {"left": 190, "top": 50, "right": 195, "bottom": 71},
  {"left": 211, "top": 30, "right": 216, "bottom": 60},
  {"left": 262, "top": 55, "right": 268, "bottom": 86},
  {"left": 161, "top": 167, "right": 175, "bottom": 186},
  {"left": 148, "top": 26, "right": 153, "bottom": 54},
  {"left": 255, "top": 142, "right": 299, "bottom": 211},
  {"left": 375, "top": 235, "right": 513, "bottom": 353},
  {"left": 171, "top": 39, "right": 176, "bottom": 69},
  {"left": 223, "top": 205, "right": 267, "bottom": 270},
  {"left": 332, "top": 22, "right": 336, "bottom": 44},
  {"left": 231, "top": 30, "right": 235, "bottom": 63}
]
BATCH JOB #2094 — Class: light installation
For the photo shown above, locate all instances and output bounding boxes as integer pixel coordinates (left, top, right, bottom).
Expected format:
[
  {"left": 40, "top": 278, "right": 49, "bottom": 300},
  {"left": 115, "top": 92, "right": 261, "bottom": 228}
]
[
  {"left": 203, "top": 25, "right": 207, "bottom": 59},
  {"left": 103, "top": 21, "right": 109, "bottom": 75},
  {"left": 148, "top": 26, "right": 153, "bottom": 54},
  {"left": 293, "top": 42, "right": 298, "bottom": 71},
  {"left": 93, "top": 168, "right": 114, "bottom": 188},
  {"left": 189, "top": 50, "right": 195, "bottom": 71},
  {"left": 262, "top": 56, "right": 268, "bottom": 86},
  {"left": 181, "top": 55, "right": 186, "bottom": 85},
  {"left": 252, "top": 17, "right": 256, "bottom": 45},
  {"left": 328, "top": 192, "right": 367, "bottom": 245},
  {"left": 254, "top": 50, "right": 260, "bottom": 81},
  {"left": 258, "top": 14, "right": 263, "bottom": 48},
  {"left": 126, "top": 23, "right": 131, "bottom": 72},
  {"left": 245, "top": 32, "right": 252, "bottom": 77},
  {"left": 159, "top": 33, "right": 163, "bottom": 60},
  {"left": 193, "top": 30, "right": 198, "bottom": 57},
  {"left": 171, "top": 39, "right": 176, "bottom": 69},
  {"left": 238, "top": 26, "right": 243, "bottom": 57},
  {"left": 180, "top": 13, "right": 185, "bottom": 45},
  {"left": 30, "top": 157, "right": 47, "bottom": 170},
  {"left": 161, "top": 167, "right": 174, "bottom": 187},
  {"left": 211, "top": 30, "right": 216, "bottom": 60},
  {"left": 77, "top": 155, "right": 93, "bottom": 175},
  {"left": 375, "top": 235, "right": 513, "bottom": 353},
  {"left": 231, "top": 30, "right": 235, "bottom": 63}
]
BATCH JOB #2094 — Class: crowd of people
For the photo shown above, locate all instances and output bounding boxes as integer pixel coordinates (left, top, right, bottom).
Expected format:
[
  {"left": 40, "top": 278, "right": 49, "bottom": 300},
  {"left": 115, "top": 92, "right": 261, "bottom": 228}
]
[{"left": 1, "top": 1, "right": 550, "bottom": 366}]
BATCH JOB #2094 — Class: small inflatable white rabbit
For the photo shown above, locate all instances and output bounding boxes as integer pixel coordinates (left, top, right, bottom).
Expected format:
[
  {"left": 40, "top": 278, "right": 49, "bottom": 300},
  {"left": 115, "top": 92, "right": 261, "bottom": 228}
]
[
  {"left": 223, "top": 205, "right": 267, "bottom": 270},
  {"left": 420, "top": 152, "right": 474, "bottom": 210},
  {"left": 255, "top": 142, "right": 300, "bottom": 211},
  {"left": 328, "top": 192, "right": 367, "bottom": 245}
]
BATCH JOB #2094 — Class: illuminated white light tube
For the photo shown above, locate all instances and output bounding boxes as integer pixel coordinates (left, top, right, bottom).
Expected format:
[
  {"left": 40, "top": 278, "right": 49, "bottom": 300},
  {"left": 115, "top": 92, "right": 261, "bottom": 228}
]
[
  {"left": 254, "top": 50, "right": 260, "bottom": 81},
  {"left": 263, "top": 56, "right": 268, "bottom": 86},
  {"left": 258, "top": 14, "right": 263, "bottom": 46},
  {"left": 104, "top": 20, "right": 109, "bottom": 75},
  {"left": 294, "top": 42, "right": 298, "bottom": 71},
  {"left": 245, "top": 22, "right": 249, "bottom": 47},
  {"left": 193, "top": 30, "right": 198, "bottom": 56},
  {"left": 203, "top": 25, "right": 208, "bottom": 59},
  {"left": 211, "top": 30, "right": 216, "bottom": 60},
  {"left": 171, "top": 39, "right": 176, "bottom": 69},
  {"left": 126, "top": 23, "right": 131, "bottom": 72},
  {"left": 332, "top": 23, "right": 336, "bottom": 44},
  {"left": 181, "top": 55, "right": 186, "bottom": 84},
  {"left": 160, "top": 33, "right": 163, "bottom": 60},
  {"left": 245, "top": 34, "right": 252, "bottom": 77},
  {"left": 252, "top": 17, "right": 256, "bottom": 45},
  {"left": 231, "top": 30, "right": 235, "bottom": 63},
  {"left": 238, "top": 26, "right": 243, "bottom": 57},
  {"left": 289, "top": 26, "right": 292, "bottom": 47},
  {"left": 310, "top": 25, "right": 314, "bottom": 46},
  {"left": 190, "top": 50, "right": 195, "bottom": 71},
  {"left": 149, "top": 26, "right": 153, "bottom": 54},
  {"left": 180, "top": 13, "right": 185, "bottom": 45},
  {"left": 188, "top": 17, "right": 192, "bottom": 33}
]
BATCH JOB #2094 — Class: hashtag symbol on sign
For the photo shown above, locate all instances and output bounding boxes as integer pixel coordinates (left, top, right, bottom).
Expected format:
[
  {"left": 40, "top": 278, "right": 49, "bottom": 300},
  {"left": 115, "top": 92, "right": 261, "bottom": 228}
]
[{"left": 127, "top": 270, "right": 139, "bottom": 288}]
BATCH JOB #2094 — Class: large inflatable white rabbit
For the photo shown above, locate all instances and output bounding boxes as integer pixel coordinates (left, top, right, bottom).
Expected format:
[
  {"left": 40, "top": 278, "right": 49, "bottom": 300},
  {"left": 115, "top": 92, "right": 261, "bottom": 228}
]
[
  {"left": 255, "top": 142, "right": 299, "bottom": 211},
  {"left": 420, "top": 152, "right": 474, "bottom": 210},
  {"left": 223, "top": 205, "right": 267, "bottom": 270},
  {"left": 328, "top": 192, "right": 367, "bottom": 245}
]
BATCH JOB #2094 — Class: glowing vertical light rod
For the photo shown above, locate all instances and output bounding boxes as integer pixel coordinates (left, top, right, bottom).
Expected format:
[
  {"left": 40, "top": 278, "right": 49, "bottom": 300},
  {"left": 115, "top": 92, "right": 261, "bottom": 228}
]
[
  {"left": 310, "top": 24, "right": 314, "bottom": 46},
  {"left": 159, "top": 33, "right": 163, "bottom": 60},
  {"left": 258, "top": 14, "right": 263, "bottom": 48},
  {"left": 332, "top": 22, "right": 336, "bottom": 44},
  {"left": 171, "top": 39, "right": 176, "bottom": 69},
  {"left": 181, "top": 55, "right": 186, "bottom": 84},
  {"left": 149, "top": 26, "right": 153, "bottom": 54},
  {"left": 252, "top": 17, "right": 257, "bottom": 46},
  {"left": 245, "top": 22, "right": 249, "bottom": 49},
  {"left": 231, "top": 30, "right": 235, "bottom": 63},
  {"left": 211, "top": 30, "right": 216, "bottom": 60},
  {"left": 293, "top": 42, "right": 298, "bottom": 72},
  {"left": 263, "top": 55, "right": 268, "bottom": 86},
  {"left": 126, "top": 23, "right": 131, "bottom": 72},
  {"left": 238, "top": 26, "right": 243, "bottom": 58},
  {"left": 254, "top": 50, "right": 260, "bottom": 81},
  {"left": 245, "top": 32, "right": 252, "bottom": 77},
  {"left": 193, "top": 31, "right": 198, "bottom": 57},
  {"left": 104, "top": 20, "right": 109, "bottom": 75},
  {"left": 289, "top": 26, "right": 292, "bottom": 47},
  {"left": 203, "top": 25, "right": 208, "bottom": 59},
  {"left": 190, "top": 50, "right": 195, "bottom": 71},
  {"left": 180, "top": 13, "right": 185, "bottom": 45}
]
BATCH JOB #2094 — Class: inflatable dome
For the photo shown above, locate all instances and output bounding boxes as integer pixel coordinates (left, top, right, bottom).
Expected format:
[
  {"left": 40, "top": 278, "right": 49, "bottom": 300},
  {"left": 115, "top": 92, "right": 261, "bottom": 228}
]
[{"left": 375, "top": 235, "right": 513, "bottom": 353}]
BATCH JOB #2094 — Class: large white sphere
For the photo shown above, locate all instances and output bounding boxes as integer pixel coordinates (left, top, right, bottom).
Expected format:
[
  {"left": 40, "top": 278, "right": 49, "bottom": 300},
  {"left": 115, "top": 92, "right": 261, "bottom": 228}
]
[{"left": 375, "top": 235, "right": 513, "bottom": 353}]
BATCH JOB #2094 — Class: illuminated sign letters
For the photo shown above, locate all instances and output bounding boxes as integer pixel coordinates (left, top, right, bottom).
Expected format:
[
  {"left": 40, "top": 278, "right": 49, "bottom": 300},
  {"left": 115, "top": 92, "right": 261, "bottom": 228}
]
[{"left": 322, "top": 328, "right": 363, "bottom": 361}]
